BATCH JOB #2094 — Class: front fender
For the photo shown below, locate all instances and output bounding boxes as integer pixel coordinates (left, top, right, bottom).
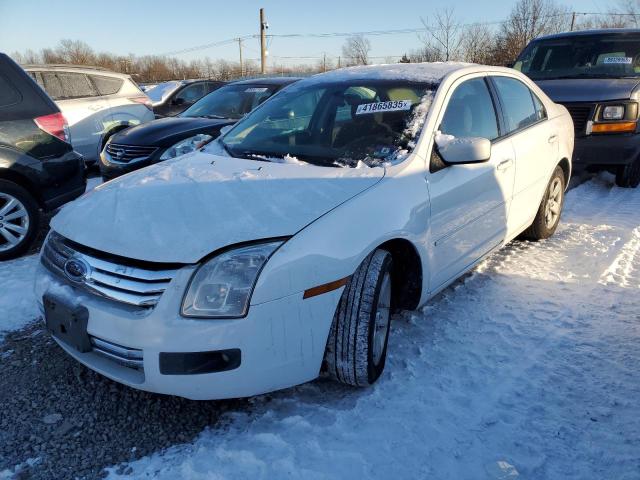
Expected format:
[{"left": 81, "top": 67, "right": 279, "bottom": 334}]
[{"left": 251, "top": 156, "right": 431, "bottom": 306}]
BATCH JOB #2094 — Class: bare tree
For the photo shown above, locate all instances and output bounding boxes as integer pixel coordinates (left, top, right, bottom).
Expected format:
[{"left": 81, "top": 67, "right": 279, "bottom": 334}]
[
  {"left": 493, "top": 0, "right": 570, "bottom": 65},
  {"left": 461, "top": 23, "right": 495, "bottom": 64},
  {"left": 342, "top": 35, "right": 371, "bottom": 65},
  {"left": 419, "top": 9, "right": 464, "bottom": 61}
]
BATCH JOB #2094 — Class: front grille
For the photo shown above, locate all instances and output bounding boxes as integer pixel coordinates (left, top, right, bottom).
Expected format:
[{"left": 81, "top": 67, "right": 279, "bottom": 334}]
[
  {"left": 560, "top": 103, "right": 595, "bottom": 136},
  {"left": 91, "top": 337, "right": 143, "bottom": 370},
  {"left": 41, "top": 232, "right": 179, "bottom": 308},
  {"left": 105, "top": 143, "right": 157, "bottom": 164}
]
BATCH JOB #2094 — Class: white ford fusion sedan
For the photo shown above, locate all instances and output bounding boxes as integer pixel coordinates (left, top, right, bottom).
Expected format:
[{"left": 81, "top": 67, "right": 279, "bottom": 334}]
[{"left": 35, "top": 63, "right": 573, "bottom": 400}]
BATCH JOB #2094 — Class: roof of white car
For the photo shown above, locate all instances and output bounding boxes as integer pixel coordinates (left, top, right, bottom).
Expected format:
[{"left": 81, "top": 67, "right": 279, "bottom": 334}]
[
  {"left": 306, "top": 62, "right": 485, "bottom": 85},
  {"left": 22, "top": 64, "right": 130, "bottom": 79}
]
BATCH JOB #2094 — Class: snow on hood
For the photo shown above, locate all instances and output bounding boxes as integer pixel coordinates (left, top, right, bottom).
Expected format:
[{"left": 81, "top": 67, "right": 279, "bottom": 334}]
[
  {"left": 51, "top": 153, "right": 384, "bottom": 264},
  {"left": 307, "top": 62, "right": 474, "bottom": 84}
]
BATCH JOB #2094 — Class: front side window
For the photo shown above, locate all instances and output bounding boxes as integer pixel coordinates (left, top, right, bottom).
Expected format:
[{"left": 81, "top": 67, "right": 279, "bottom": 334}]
[
  {"left": 515, "top": 34, "right": 640, "bottom": 80},
  {"left": 440, "top": 77, "right": 499, "bottom": 141},
  {"left": 492, "top": 77, "right": 539, "bottom": 133},
  {"left": 181, "top": 84, "right": 280, "bottom": 120},
  {"left": 175, "top": 83, "right": 206, "bottom": 103},
  {"left": 217, "top": 80, "right": 434, "bottom": 168},
  {"left": 57, "top": 72, "right": 97, "bottom": 99}
]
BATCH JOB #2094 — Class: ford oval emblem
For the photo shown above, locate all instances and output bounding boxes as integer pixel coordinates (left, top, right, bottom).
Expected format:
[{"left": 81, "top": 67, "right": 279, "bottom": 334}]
[{"left": 63, "top": 257, "right": 90, "bottom": 283}]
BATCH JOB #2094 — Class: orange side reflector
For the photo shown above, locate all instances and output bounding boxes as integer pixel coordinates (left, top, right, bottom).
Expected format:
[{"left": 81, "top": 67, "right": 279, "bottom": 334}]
[
  {"left": 592, "top": 122, "right": 637, "bottom": 133},
  {"left": 303, "top": 276, "right": 350, "bottom": 299}
]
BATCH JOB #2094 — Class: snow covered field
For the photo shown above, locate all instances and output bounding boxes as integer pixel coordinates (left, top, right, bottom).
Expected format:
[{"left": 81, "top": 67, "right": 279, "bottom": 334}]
[
  {"left": 1, "top": 175, "right": 638, "bottom": 479},
  {"left": 102, "top": 175, "right": 639, "bottom": 479}
]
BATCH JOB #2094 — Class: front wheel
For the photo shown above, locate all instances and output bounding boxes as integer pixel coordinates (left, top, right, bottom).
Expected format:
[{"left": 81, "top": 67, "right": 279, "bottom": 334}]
[
  {"left": 615, "top": 157, "right": 640, "bottom": 188},
  {"left": 521, "top": 166, "right": 565, "bottom": 241},
  {"left": 324, "top": 249, "right": 393, "bottom": 387},
  {"left": 0, "top": 180, "right": 40, "bottom": 260}
]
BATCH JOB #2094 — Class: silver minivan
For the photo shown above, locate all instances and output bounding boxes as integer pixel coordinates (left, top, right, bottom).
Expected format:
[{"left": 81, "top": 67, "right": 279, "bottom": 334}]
[{"left": 24, "top": 65, "right": 154, "bottom": 163}]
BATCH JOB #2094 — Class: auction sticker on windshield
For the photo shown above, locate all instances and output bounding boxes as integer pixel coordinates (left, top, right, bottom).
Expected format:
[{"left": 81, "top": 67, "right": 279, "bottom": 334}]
[
  {"left": 603, "top": 56, "right": 633, "bottom": 65},
  {"left": 356, "top": 100, "right": 412, "bottom": 115},
  {"left": 245, "top": 87, "right": 269, "bottom": 93}
]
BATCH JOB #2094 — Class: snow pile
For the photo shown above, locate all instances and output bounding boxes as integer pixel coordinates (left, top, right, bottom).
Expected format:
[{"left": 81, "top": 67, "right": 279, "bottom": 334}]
[
  {"left": 0, "top": 255, "right": 40, "bottom": 341},
  {"left": 106, "top": 175, "right": 640, "bottom": 480}
]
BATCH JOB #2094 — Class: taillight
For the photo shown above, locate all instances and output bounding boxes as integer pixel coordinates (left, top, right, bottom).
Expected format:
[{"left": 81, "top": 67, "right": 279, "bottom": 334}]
[
  {"left": 128, "top": 96, "right": 153, "bottom": 111},
  {"left": 34, "top": 112, "right": 69, "bottom": 143}
]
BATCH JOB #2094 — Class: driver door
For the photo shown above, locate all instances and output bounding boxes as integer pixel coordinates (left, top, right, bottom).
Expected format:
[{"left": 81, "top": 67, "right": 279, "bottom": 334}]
[{"left": 427, "top": 75, "right": 516, "bottom": 290}]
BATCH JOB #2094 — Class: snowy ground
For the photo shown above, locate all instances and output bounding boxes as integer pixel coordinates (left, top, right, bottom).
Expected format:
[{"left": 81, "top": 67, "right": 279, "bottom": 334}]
[
  {"left": 101, "top": 175, "right": 640, "bottom": 480},
  {"left": 1, "top": 175, "right": 639, "bottom": 479}
]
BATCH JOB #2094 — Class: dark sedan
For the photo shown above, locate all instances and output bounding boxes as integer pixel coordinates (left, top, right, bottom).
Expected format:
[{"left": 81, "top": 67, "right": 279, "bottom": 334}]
[
  {"left": 99, "top": 77, "right": 300, "bottom": 180},
  {"left": 147, "top": 79, "right": 225, "bottom": 118}
]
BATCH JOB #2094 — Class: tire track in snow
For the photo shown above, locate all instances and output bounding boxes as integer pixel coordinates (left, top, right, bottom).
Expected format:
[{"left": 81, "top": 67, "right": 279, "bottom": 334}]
[{"left": 104, "top": 176, "right": 640, "bottom": 480}]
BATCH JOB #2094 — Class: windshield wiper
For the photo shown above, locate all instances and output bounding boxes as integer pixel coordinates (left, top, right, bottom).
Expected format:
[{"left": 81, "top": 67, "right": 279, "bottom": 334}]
[{"left": 199, "top": 114, "right": 227, "bottom": 119}]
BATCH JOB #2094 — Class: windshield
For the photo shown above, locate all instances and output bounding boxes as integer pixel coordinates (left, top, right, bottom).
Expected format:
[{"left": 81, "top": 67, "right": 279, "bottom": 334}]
[
  {"left": 181, "top": 84, "right": 279, "bottom": 119},
  {"left": 515, "top": 34, "right": 640, "bottom": 80},
  {"left": 145, "top": 81, "right": 182, "bottom": 103},
  {"left": 217, "top": 80, "right": 434, "bottom": 168}
]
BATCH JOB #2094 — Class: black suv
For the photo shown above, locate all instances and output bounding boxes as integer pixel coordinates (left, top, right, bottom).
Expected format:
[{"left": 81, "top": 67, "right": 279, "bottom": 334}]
[
  {"left": 515, "top": 29, "right": 640, "bottom": 188},
  {"left": 146, "top": 79, "right": 225, "bottom": 118},
  {"left": 0, "top": 53, "right": 85, "bottom": 260}
]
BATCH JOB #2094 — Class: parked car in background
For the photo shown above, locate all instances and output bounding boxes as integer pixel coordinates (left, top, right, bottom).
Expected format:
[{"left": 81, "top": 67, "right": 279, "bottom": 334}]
[
  {"left": 515, "top": 29, "right": 640, "bottom": 188},
  {"left": 99, "top": 77, "right": 299, "bottom": 180},
  {"left": 23, "top": 65, "right": 154, "bottom": 164},
  {"left": 37, "top": 63, "right": 573, "bottom": 399},
  {"left": 146, "top": 79, "right": 225, "bottom": 118},
  {"left": 0, "top": 54, "right": 85, "bottom": 260}
]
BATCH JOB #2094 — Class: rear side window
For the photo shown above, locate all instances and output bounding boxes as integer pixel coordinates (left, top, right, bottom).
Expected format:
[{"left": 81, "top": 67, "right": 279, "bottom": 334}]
[
  {"left": 440, "top": 77, "right": 499, "bottom": 141},
  {"left": 0, "top": 73, "right": 21, "bottom": 107},
  {"left": 176, "top": 83, "right": 206, "bottom": 103},
  {"left": 532, "top": 93, "right": 547, "bottom": 121},
  {"left": 91, "top": 75, "right": 123, "bottom": 95},
  {"left": 57, "top": 72, "right": 97, "bottom": 99},
  {"left": 493, "top": 77, "right": 539, "bottom": 133}
]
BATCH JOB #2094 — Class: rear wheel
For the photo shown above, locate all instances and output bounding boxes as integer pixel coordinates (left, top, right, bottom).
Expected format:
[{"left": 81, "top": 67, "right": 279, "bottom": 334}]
[
  {"left": 615, "top": 157, "right": 640, "bottom": 188},
  {"left": 324, "top": 249, "right": 393, "bottom": 387},
  {"left": 0, "top": 180, "right": 40, "bottom": 260},
  {"left": 521, "top": 166, "right": 565, "bottom": 241}
]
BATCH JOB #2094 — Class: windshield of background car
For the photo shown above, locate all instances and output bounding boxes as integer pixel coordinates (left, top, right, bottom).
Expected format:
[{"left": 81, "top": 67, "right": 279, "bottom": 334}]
[
  {"left": 515, "top": 34, "right": 640, "bottom": 80},
  {"left": 219, "top": 80, "right": 434, "bottom": 167},
  {"left": 146, "top": 81, "right": 181, "bottom": 102},
  {"left": 180, "top": 84, "right": 279, "bottom": 119}
]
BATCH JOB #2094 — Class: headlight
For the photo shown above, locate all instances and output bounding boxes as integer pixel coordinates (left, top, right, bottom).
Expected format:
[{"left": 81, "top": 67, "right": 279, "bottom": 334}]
[
  {"left": 160, "top": 134, "right": 213, "bottom": 160},
  {"left": 181, "top": 241, "right": 283, "bottom": 318},
  {"left": 602, "top": 105, "right": 625, "bottom": 121}
]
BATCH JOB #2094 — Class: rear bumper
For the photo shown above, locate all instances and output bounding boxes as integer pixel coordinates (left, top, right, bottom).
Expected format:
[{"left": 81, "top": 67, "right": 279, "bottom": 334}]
[
  {"left": 573, "top": 133, "right": 640, "bottom": 167},
  {"left": 41, "top": 151, "right": 86, "bottom": 211}
]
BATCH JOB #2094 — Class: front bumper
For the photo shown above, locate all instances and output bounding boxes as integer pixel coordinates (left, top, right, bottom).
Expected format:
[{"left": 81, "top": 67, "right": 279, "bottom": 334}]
[
  {"left": 35, "top": 263, "right": 340, "bottom": 400},
  {"left": 573, "top": 133, "right": 640, "bottom": 167}
]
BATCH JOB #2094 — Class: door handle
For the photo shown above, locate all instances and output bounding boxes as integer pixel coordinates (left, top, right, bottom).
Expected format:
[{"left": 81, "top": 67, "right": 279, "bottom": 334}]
[
  {"left": 496, "top": 158, "right": 514, "bottom": 171},
  {"left": 548, "top": 134, "right": 558, "bottom": 143}
]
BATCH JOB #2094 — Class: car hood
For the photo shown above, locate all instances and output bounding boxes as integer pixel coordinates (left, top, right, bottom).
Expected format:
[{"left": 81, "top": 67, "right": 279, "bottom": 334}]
[
  {"left": 52, "top": 153, "right": 384, "bottom": 264},
  {"left": 111, "top": 117, "right": 235, "bottom": 148},
  {"left": 535, "top": 78, "right": 640, "bottom": 103}
]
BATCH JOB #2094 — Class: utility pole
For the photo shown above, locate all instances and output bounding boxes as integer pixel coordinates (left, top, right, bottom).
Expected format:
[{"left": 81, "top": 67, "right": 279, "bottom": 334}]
[
  {"left": 570, "top": 12, "right": 576, "bottom": 31},
  {"left": 238, "top": 38, "right": 244, "bottom": 77},
  {"left": 260, "top": 8, "right": 267, "bottom": 74},
  {"left": 323, "top": 53, "right": 326, "bottom": 73},
  {"left": 337, "top": 56, "right": 341, "bottom": 69}
]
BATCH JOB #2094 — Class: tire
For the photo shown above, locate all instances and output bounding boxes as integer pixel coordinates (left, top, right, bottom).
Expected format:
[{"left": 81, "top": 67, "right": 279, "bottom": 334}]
[
  {"left": 521, "top": 166, "right": 565, "bottom": 241},
  {"left": 615, "top": 157, "right": 640, "bottom": 188},
  {"left": 324, "top": 249, "right": 393, "bottom": 387},
  {"left": 0, "top": 180, "right": 40, "bottom": 261}
]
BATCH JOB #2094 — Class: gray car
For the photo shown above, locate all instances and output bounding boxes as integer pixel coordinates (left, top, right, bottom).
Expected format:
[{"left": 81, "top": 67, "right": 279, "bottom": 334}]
[{"left": 24, "top": 65, "right": 155, "bottom": 164}]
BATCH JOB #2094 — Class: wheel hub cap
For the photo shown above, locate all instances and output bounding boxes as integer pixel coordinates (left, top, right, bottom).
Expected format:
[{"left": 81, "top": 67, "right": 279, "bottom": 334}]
[
  {"left": 544, "top": 177, "right": 562, "bottom": 229},
  {"left": 0, "top": 193, "right": 29, "bottom": 252},
  {"left": 372, "top": 272, "right": 391, "bottom": 365}
]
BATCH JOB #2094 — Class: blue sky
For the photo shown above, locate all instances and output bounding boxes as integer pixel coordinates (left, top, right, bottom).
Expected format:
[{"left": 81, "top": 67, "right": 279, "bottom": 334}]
[{"left": 0, "top": 0, "right": 615, "bottom": 66}]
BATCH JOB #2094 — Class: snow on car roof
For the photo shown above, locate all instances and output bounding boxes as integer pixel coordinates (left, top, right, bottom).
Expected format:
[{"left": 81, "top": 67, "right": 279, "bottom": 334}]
[{"left": 306, "top": 61, "right": 474, "bottom": 85}]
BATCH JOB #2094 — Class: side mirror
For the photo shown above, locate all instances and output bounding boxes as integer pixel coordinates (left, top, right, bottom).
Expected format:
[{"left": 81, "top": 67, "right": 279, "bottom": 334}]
[
  {"left": 173, "top": 97, "right": 185, "bottom": 106},
  {"left": 219, "top": 124, "right": 233, "bottom": 136},
  {"left": 436, "top": 135, "right": 491, "bottom": 165}
]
